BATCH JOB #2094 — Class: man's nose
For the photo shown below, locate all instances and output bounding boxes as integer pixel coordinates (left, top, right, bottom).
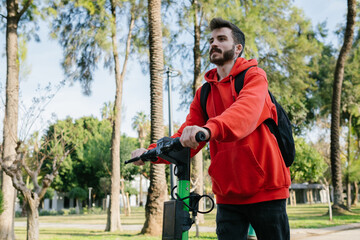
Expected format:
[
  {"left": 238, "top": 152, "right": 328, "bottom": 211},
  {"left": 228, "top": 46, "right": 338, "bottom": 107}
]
[{"left": 210, "top": 40, "right": 218, "bottom": 48}]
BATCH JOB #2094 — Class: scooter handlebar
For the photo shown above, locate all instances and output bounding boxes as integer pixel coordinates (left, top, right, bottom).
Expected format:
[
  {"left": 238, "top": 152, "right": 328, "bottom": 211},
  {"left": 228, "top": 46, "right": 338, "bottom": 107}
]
[
  {"left": 125, "top": 131, "right": 207, "bottom": 165},
  {"left": 195, "top": 131, "right": 207, "bottom": 142}
]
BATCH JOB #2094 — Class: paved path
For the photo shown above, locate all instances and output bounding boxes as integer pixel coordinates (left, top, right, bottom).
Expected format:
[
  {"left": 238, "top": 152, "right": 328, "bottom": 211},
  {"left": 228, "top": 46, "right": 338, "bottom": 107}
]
[
  {"left": 15, "top": 221, "right": 360, "bottom": 239},
  {"left": 290, "top": 223, "right": 360, "bottom": 239}
]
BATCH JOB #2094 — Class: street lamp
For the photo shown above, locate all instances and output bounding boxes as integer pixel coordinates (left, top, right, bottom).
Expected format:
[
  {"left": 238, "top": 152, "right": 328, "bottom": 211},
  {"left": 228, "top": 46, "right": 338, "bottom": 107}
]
[{"left": 164, "top": 67, "right": 181, "bottom": 196}]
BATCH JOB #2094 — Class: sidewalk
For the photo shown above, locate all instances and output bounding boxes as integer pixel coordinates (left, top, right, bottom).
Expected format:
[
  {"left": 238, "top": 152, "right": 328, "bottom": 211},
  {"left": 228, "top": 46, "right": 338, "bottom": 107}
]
[
  {"left": 290, "top": 223, "right": 360, "bottom": 239},
  {"left": 14, "top": 221, "right": 360, "bottom": 239}
]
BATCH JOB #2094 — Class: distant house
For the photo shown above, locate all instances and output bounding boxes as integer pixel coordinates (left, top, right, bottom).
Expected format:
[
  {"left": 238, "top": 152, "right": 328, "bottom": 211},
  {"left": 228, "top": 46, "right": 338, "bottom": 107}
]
[{"left": 289, "top": 183, "right": 331, "bottom": 205}]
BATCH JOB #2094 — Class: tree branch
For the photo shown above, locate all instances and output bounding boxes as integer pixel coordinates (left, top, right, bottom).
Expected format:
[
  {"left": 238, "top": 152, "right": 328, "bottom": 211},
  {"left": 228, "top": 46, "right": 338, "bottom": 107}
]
[
  {"left": 1, "top": 161, "right": 27, "bottom": 193},
  {"left": 21, "top": 150, "right": 34, "bottom": 178},
  {"left": 38, "top": 149, "right": 70, "bottom": 198},
  {"left": 17, "top": 0, "right": 33, "bottom": 19},
  {"left": 36, "top": 154, "right": 47, "bottom": 175}
]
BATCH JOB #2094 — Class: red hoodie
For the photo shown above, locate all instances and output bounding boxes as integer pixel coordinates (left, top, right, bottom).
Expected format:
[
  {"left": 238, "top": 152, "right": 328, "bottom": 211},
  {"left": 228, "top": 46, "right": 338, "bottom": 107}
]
[{"left": 153, "top": 58, "right": 291, "bottom": 204}]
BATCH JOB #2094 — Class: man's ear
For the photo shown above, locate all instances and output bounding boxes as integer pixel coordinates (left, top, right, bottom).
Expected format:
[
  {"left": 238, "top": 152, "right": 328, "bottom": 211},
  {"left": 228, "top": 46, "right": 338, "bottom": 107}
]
[{"left": 235, "top": 44, "right": 243, "bottom": 57}]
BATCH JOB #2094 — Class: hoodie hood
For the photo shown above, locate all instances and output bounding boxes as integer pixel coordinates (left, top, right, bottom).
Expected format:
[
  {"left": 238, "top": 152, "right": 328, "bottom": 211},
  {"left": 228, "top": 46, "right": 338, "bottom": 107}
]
[{"left": 204, "top": 58, "right": 259, "bottom": 83}]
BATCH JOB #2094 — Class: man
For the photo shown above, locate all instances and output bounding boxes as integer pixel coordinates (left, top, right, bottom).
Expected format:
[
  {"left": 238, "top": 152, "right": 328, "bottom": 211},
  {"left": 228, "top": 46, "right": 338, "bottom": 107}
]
[{"left": 131, "top": 18, "right": 291, "bottom": 240}]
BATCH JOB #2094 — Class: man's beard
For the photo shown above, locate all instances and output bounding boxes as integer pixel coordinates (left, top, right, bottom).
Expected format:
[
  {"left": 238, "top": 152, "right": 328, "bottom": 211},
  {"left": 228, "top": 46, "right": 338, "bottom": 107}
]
[{"left": 209, "top": 46, "right": 235, "bottom": 66}]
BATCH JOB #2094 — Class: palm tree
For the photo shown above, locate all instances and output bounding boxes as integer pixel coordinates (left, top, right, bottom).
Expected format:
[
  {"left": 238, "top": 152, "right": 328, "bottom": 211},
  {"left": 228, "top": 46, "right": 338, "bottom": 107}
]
[
  {"left": 132, "top": 111, "right": 150, "bottom": 206},
  {"left": 132, "top": 111, "right": 150, "bottom": 149},
  {"left": 330, "top": 0, "right": 356, "bottom": 211},
  {"left": 101, "top": 101, "right": 115, "bottom": 123},
  {"left": 141, "top": 0, "right": 168, "bottom": 235}
]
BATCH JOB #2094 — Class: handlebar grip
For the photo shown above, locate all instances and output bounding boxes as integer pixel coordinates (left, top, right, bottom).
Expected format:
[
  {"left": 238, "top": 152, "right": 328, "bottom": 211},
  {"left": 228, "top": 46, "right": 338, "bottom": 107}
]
[
  {"left": 125, "top": 148, "right": 157, "bottom": 164},
  {"left": 124, "top": 156, "right": 141, "bottom": 164},
  {"left": 195, "top": 131, "right": 207, "bottom": 142}
]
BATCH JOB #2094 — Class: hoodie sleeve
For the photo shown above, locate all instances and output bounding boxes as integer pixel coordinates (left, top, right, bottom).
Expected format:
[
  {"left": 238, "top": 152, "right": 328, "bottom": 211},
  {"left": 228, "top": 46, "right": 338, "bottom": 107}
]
[
  {"left": 151, "top": 86, "right": 208, "bottom": 164},
  {"left": 204, "top": 67, "right": 269, "bottom": 142}
]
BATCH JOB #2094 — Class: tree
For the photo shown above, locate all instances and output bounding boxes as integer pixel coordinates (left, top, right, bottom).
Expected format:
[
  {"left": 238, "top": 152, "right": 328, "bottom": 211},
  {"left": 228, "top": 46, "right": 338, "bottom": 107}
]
[
  {"left": 132, "top": 111, "right": 150, "bottom": 149},
  {"left": 69, "top": 187, "right": 87, "bottom": 214},
  {"left": 1, "top": 129, "right": 71, "bottom": 240},
  {"left": 43, "top": 116, "right": 139, "bottom": 210},
  {"left": 174, "top": 0, "right": 324, "bottom": 134},
  {"left": 141, "top": 0, "right": 168, "bottom": 235},
  {"left": 0, "top": 1, "right": 36, "bottom": 239},
  {"left": 342, "top": 24, "right": 360, "bottom": 208},
  {"left": 290, "top": 137, "right": 327, "bottom": 183},
  {"left": 101, "top": 101, "right": 115, "bottom": 123},
  {"left": 173, "top": 0, "right": 325, "bottom": 226},
  {"left": 330, "top": 0, "right": 356, "bottom": 211},
  {"left": 106, "top": 0, "right": 125, "bottom": 231},
  {"left": 50, "top": 0, "right": 143, "bottom": 231},
  {"left": 131, "top": 111, "right": 150, "bottom": 206}
]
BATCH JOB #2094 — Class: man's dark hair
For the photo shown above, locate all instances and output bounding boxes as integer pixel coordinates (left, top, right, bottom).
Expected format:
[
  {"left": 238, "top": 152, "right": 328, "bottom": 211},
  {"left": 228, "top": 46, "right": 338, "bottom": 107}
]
[{"left": 210, "top": 18, "right": 245, "bottom": 57}]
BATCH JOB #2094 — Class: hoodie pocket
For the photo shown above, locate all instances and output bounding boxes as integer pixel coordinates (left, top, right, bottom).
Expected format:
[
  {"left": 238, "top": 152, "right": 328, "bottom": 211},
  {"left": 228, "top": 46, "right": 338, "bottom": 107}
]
[{"left": 208, "top": 144, "right": 265, "bottom": 198}]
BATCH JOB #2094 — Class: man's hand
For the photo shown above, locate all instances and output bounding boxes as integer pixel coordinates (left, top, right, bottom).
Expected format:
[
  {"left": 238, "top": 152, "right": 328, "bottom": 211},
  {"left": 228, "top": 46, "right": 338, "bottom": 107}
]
[
  {"left": 180, "top": 126, "right": 210, "bottom": 149},
  {"left": 131, "top": 148, "right": 147, "bottom": 166}
]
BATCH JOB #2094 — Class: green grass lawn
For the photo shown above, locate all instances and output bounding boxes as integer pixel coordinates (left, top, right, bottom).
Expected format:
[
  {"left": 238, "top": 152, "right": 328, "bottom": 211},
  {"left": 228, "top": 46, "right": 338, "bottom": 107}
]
[
  {"left": 14, "top": 228, "right": 217, "bottom": 240},
  {"left": 288, "top": 204, "right": 360, "bottom": 228},
  {"left": 14, "top": 204, "right": 360, "bottom": 240}
]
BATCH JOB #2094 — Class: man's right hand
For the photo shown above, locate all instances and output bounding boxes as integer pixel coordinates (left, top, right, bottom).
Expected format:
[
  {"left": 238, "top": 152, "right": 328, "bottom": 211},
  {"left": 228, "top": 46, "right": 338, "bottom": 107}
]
[
  {"left": 131, "top": 148, "right": 147, "bottom": 166},
  {"left": 180, "top": 126, "right": 210, "bottom": 149}
]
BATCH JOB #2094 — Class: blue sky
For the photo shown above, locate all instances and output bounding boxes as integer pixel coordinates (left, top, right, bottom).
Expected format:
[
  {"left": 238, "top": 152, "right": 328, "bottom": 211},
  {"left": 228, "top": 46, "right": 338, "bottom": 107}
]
[{"left": 0, "top": 0, "right": 347, "bottom": 139}]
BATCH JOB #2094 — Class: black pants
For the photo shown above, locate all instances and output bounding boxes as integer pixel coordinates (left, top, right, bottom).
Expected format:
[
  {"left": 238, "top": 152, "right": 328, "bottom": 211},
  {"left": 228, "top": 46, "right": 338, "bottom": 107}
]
[{"left": 216, "top": 199, "right": 290, "bottom": 240}]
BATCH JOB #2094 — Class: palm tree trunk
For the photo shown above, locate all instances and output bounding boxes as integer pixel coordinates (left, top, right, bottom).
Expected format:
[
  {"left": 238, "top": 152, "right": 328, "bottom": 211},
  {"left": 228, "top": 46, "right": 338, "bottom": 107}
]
[
  {"left": 191, "top": 0, "right": 204, "bottom": 226},
  {"left": 192, "top": 0, "right": 202, "bottom": 96},
  {"left": 142, "top": 0, "right": 168, "bottom": 235},
  {"left": 346, "top": 114, "right": 352, "bottom": 210},
  {"left": 330, "top": 0, "right": 356, "bottom": 209}
]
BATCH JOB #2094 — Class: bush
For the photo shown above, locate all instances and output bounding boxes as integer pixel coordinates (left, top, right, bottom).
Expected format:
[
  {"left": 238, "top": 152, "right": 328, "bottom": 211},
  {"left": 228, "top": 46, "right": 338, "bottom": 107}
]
[
  {"left": 90, "top": 207, "right": 103, "bottom": 214},
  {"left": 39, "top": 210, "right": 58, "bottom": 216},
  {"left": 68, "top": 207, "right": 82, "bottom": 215},
  {"left": 62, "top": 208, "right": 80, "bottom": 215},
  {"left": 83, "top": 207, "right": 104, "bottom": 215},
  {"left": 39, "top": 209, "right": 65, "bottom": 216},
  {"left": 57, "top": 209, "right": 65, "bottom": 215}
]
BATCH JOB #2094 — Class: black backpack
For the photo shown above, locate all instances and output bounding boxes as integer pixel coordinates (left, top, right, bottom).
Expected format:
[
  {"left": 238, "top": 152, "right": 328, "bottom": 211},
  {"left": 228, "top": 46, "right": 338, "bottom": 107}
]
[{"left": 200, "top": 67, "right": 295, "bottom": 167}]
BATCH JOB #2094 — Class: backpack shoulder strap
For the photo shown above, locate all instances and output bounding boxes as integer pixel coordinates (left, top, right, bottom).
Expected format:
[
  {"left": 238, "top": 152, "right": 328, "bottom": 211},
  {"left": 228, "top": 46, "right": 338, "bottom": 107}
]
[
  {"left": 200, "top": 66, "right": 255, "bottom": 121},
  {"left": 234, "top": 66, "right": 255, "bottom": 93},
  {"left": 200, "top": 82, "right": 211, "bottom": 121}
]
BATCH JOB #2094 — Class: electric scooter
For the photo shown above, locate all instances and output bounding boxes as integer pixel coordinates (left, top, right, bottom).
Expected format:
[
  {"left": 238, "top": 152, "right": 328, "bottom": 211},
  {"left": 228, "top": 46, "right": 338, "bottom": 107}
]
[{"left": 125, "top": 132, "right": 215, "bottom": 240}]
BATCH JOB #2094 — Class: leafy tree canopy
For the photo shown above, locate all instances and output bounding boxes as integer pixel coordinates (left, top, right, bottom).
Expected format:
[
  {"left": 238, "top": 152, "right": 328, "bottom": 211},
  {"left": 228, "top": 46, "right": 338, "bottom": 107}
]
[
  {"left": 42, "top": 116, "right": 139, "bottom": 200},
  {"left": 291, "top": 137, "right": 327, "bottom": 183}
]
